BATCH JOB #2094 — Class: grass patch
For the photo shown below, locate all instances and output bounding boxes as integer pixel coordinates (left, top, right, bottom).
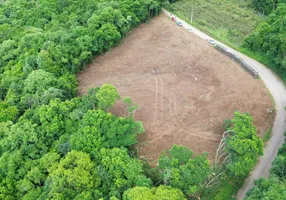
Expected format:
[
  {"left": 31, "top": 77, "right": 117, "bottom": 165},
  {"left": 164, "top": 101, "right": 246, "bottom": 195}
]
[
  {"left": 201, "top": 176, "right": 244, "bottom": 200},
  {"left": 238, "top": 48, "right": 286, "bottom": 83},
  {"left": 263, "top": 128, "right": 272, "bottom": 142},
  {"left": 167, "top": 0, "right": 264, "bottom": 47}
]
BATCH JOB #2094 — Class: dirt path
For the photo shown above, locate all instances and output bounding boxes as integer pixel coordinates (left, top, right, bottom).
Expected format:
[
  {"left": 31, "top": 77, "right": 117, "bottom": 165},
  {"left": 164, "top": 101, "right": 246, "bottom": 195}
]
[
  {"left": 161, "top": 9, "right": 286, "bottom": 199},
  {"left": 78, "top": 13, "right": 273, "bottom": 166}
]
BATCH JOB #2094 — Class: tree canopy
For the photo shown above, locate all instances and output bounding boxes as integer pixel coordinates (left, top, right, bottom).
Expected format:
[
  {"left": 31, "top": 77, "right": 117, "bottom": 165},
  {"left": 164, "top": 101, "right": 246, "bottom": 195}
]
[
  {"left": 157, "top": 145, "right": 211, "bottom": 197},
  {"left": 0, "top": 0, "right": 161, "bottom": 116},
  {"left": 0, "top": 1, "right": 174, "bottom": 199},
  {"left": 123, "top": 186, "right": 186, "bottom": 200},
  {"left": 244, "top": 3, "right": 286, "bottom": 78},
  {"left": 224, "top": 112, "right": 264, "bottom": 177}
]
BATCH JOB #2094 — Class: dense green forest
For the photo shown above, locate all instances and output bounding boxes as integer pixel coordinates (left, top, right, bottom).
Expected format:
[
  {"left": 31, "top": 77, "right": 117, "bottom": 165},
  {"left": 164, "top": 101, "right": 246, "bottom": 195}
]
[
  {"left": 0, "top": 0, "right": 164, "bottom": 199},
  {"left": 0, "top": 0, "right": 277, "bottom": 199},
  {"left": 0, "top": 0, "right": 161, "bottom": 114}
]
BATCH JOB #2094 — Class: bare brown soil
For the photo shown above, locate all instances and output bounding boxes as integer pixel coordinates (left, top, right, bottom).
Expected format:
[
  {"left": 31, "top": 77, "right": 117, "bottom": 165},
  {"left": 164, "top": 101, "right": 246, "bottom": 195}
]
[{"left": 78, "top": 14, "right": 274, "bottom": 165}]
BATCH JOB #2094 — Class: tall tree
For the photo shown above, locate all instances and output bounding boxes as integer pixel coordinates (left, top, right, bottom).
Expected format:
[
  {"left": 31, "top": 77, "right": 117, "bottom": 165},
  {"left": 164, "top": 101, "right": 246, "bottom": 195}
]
[
  {"left": 46, "top": 151, "right": 102, "bottom": 199},
  {"left": 95, "top": 84, "right": 120, "bottom": 110},
  {"left": 123, "top": 186, "right": 186, "bottom": 200},
  {"left": 157, "top": 145, "right": 211, "bottom": 197},
  {"left": 218, "top": 112, "right": 263, "bottom": 178}
]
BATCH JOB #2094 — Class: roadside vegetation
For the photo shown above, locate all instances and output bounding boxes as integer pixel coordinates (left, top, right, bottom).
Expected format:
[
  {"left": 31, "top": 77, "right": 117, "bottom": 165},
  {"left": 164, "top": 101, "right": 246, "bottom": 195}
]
[
  {"left": 243, "top": 3, "right": 286, "bottom": 81},
  {"left": 242, "top": 5, "right": 286, "bottom": 197},
  {"left": 245, "top": 134, "right": 286, "bottom": 199}
]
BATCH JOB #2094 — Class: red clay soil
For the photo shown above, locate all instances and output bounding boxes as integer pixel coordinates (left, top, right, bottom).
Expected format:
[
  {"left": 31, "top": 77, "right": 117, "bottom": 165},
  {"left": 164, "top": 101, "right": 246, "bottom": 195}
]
[{"left": 78, "top": 14, "right": 274, "bottom": 165}]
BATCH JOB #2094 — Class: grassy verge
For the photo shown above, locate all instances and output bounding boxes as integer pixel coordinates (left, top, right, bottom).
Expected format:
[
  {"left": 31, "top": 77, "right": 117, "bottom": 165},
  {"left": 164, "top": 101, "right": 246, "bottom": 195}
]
[
  {"left": 168, "top": 10, "right": 240, "bottom": 49},
  {"left": 263, "top": 128, "right": 272, "bottom": 142},
  {"left": 201, "top": 176, "right": 244, "bottom": 200},
  {"left": 238, "top": 48, "right": 286, "bottom": 83}
]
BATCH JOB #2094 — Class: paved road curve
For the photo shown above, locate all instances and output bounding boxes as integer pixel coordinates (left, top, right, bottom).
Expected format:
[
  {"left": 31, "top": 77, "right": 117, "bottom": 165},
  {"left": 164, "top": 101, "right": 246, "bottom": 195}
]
[{"left": 162, "top": 8, "right": 286, "bottom": 199}]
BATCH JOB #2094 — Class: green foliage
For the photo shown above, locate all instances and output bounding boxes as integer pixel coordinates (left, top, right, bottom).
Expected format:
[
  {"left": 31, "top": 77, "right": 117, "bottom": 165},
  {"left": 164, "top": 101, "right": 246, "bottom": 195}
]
[
  {"left": 210, "top": 180, "right": 238, "bottom": 200},
  {"left": 225, "top": 112, "right": 263, "bottom": 177},
  {"left": 123, "top": 97, "right": 140, "bottom": 117},
  {"left": 271, "top": 154, "right": 286, "bottom": 179},
  {"left": 0, "top": 83, "right": 147, "bottom": 199},
  {"left": 123, "top": 186, "right": 186, "bottom": 200},
  {"left": 96, "top": 84, "right": 120, "bottom": 110},
  {"left": 0, "top": 0, "right": 161, "bottom": 115},
  {"left": 270, "top": 141, "right": 286, "bottom": 180},
  {"left": 46, "top": 151, "right": 101, "bottom": 199},
  {"left": 245, "top": 135, "right": 286, "bottom": 199},
  {"left": 97, "top": 148, "right": 152, "bottom": 198},
  {"left": 222, "top": 119, "right": 232, "bottom": 130},
  {"left": 70, "top": 109, "right": 145, "bottom": 152},
  {"left": 243, "top": 4, "right": 286, "bottom": 77},
  {"left": 0, "top": 0, "right": 164, "bottom": 199},
  {"left": 20, "top": 69, "right": 65, "bottom": 109},
  {"left": 252, "top": 0, "right": 276, "bottom": 15},
  {"left": 0, "top": 121, "right": 43, "bottom": 156},
  {"left": 0, "top": 101, "right": 18, "bottom": 122},
  {"left": 245, "top": 177, "right": 286, "bottom": 199},
  {"left": 201, "top": 112, "right": 263, "bottom": 199},
  {"left": 263, "top": 127, "right": 272, "bottom": 142},
  {"left": 157, "top": 145, "right": 211, "bottom": 197}
]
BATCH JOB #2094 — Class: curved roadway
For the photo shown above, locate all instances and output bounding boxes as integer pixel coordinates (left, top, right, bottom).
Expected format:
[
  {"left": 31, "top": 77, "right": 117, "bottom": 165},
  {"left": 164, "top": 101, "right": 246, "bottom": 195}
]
[{"left": 162, "top": 8, "right": 286, "bottom": 200}]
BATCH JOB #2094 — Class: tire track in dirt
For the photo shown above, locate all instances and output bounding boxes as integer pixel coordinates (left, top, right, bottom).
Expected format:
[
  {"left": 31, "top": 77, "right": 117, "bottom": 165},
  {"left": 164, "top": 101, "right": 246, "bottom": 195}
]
[
  {"left": 151, "top": 70, "right": 159, "bottom": 129},
  {"left": 165, "top": 89, "right": 221, "bottom": 141},
  {"left": 120, "top": 82, "right": 222, "bottom": 141},
  {"left": 158, "top": 72, "right": 164, "bottom": 119}
]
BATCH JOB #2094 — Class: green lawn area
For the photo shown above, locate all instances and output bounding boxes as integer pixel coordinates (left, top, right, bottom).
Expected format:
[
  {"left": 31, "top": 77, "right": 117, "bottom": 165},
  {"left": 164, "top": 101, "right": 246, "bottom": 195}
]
[{"left": 167, "top": 0, "right": 265, "bottom": 48}]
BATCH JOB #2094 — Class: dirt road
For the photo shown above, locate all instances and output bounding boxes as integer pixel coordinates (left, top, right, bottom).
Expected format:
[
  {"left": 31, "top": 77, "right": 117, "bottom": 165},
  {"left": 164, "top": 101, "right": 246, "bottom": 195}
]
[{"left": 162, "top": 8, "right": 286, "bottom": 200}]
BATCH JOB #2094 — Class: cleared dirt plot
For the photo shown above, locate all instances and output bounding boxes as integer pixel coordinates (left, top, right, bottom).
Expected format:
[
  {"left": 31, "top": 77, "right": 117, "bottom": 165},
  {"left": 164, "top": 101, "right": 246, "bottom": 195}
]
[{"left": 78, "top": 14, "right": 274, "bottom": 164}]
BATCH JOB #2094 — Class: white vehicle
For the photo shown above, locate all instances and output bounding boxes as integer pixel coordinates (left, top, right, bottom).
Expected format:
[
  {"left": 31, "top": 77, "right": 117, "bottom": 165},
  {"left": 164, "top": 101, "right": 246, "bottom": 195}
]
[
  {"left": 206, "top": 38, "right": 216, "bottom": 45},
  {"left": 176, "top": 21, "right": 182, "bottom": 26},
  {"left": 187, "top": 28, "right": 193, "bottom": 33}
]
